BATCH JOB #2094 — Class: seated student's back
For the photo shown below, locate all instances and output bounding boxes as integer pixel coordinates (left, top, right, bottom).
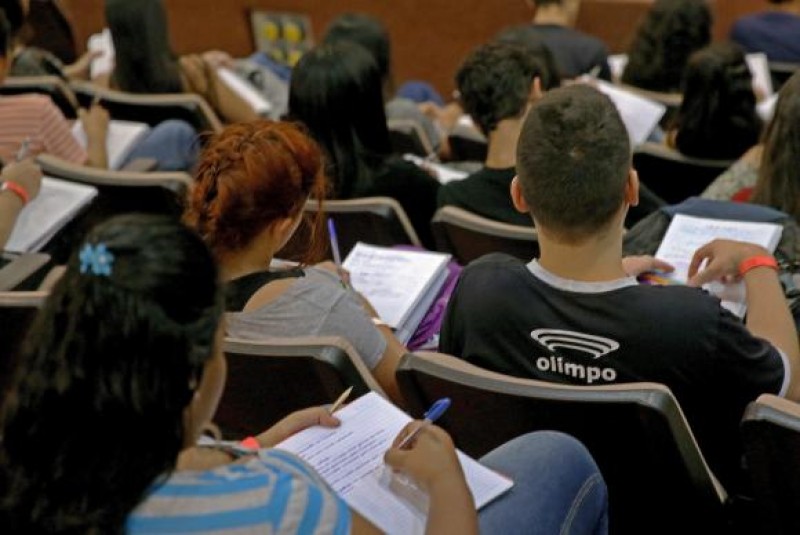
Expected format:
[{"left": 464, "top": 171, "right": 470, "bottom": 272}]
[{"left": 731, "top": 0, "right": 800, "bottom": 63}]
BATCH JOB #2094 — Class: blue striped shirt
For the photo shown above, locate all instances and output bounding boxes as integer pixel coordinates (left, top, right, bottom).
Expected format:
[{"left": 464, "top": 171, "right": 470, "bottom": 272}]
[{"left": 127, "top": 449, "right": 351, "bottom": 534}]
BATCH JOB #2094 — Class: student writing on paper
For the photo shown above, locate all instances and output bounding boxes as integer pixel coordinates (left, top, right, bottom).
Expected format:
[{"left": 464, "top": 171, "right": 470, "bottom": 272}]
[
  {"left": 437, "top": 40, "right": 557, "bottom": 227},
  {"left": 0, "top": 158, "right": 41, "bottom": 248},
  {"left": 0, "top": 214, "right": 610, "bottom": 534},
  {"left": 440, "top": 84, "right": 800, "bottom": 496},
  {"left": 185, "top": 120, "right": 409, "bottom": 404}
]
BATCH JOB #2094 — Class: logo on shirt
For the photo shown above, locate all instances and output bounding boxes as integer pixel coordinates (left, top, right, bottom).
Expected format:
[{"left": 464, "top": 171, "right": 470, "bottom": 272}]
[{"left": 531, "top": 329, "right": 620, "bottom": 359}]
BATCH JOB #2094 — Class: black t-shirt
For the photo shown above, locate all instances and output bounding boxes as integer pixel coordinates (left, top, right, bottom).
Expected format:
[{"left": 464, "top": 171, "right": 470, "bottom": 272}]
[
  {"left": 517, "top": 24, "right": 611, "bottom": 81},
  {"left": 437, "top": 166, "right": 532, "bottom": 227},
  {"left": 440, "top": 253, "right": 786, "bottom": 494}
]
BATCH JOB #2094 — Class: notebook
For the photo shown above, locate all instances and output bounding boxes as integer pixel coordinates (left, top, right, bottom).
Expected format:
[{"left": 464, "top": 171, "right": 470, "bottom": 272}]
[
  {"left": 654, "top": 214, "right": 783, "bottom": 317},
  {"left": 87, "top": 28, "right": 115, "bottom": 80},
  {"left": 71, "top": 120, "right": 151, "bottom": 170},
  {"left": 5, "top": 177, "right": 98, "bottom": 253},
  {"left": 275, "top": 392, "right": 513, "bottom": 535},
  {"left": 403, "top": 154, "right": 469, "bottom": 185},
  {"left": 591, "top": 79, "right": 667, "bottom": 146},
  {"left": 216, "top": 67, "right": 273, "bottom": 116},
  {"left": 746, "top": 53, "right": 774, "bottom": 98},
  {"left": 342, "top": 243, "right": 451, "bottom": 343}
]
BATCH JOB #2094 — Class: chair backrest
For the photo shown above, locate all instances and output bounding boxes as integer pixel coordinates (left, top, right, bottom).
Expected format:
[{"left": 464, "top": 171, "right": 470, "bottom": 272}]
[
  {"left": 216, "top": 336, "right": 385, "bottom": 439},
  {"left": 397, "top": 352, "right": 729, "bottom": 535},
  {"left": 278, "top": 197, "right": 422, "bottom": 262},
  {"left": 768, "top": 61, "right": 799, "bottom": 91},
  {"left": 0, "top": 75, "right": 79, "bottom": 118},
  {"left": 431, "top": 206, "right": 538, "bottom": 264},
  {"left": 387, "top": 118, "right": 434, "bottom": 157},
  {"left": 0, "top": 291, "right": 46, "bottom": 400},
  {"left": 70, "top": 81, "right": 223, "bottom": 133},
  {"left": 633, "top": 142, "right": 734, "bottom": 205},
  {"left": 741, "top": 394, "right": 800, "bottom": 535},
  {"left": 0, "top": 252, "right": 51, "bottom": 291},
  {"left": 448, "top": 122, "right": 488, "bottom": 162},
  {"left": 35, "top": 154, "right": 192, "bottom": 262}
]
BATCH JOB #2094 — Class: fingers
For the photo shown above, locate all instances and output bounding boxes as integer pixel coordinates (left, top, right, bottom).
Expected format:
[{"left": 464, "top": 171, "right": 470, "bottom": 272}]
[
  {"left": 650, "top": 258, "right": 675, "bottom": 273},
  {"left": 392, "top": 422, "right": 422, "bottom": 449}
]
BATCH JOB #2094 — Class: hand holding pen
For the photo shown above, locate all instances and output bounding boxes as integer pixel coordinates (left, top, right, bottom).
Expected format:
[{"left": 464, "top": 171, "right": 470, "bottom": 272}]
[{"left": 327, "top": 217, "right": 350, "bottom": 288}]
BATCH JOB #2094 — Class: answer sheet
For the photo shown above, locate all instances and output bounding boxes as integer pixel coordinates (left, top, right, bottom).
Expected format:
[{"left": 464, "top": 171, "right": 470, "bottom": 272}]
[{"left": 275, "top": 392, "right": 512, "bottom": 535}]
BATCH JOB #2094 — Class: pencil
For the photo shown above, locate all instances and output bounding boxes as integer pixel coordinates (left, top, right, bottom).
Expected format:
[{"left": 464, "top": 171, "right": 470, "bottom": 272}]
[{"left": 328, "top": 386, "right": 353, "bottom": 414}]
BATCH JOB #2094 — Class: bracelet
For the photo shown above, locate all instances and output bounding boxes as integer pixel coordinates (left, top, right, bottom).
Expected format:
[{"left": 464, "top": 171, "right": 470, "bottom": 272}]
[
  {"left": 0, "top": 180, "right": 30, "bottom": 206},
  {"left": 239, "top": 436, "right": 260, "bottom": 450},
  {"left": 738, "top": 255, "right": 779, "bottom": 277}
]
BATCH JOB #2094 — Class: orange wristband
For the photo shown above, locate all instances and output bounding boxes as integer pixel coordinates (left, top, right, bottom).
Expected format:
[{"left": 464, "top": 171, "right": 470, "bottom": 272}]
[
  {"left": 0, "top": 180, "right": 29, "bottom": 206},
  {"left": 738, "top": 255, "right": 778, "bottom": 277},
  {"left": 239, "top": 436, "right": 260, "bottom": 450}
]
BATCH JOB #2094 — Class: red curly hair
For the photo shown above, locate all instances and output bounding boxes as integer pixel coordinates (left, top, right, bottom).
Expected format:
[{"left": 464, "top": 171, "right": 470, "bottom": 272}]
[{"left": 185, "top": 120, "right": 328, "bottom": 262}]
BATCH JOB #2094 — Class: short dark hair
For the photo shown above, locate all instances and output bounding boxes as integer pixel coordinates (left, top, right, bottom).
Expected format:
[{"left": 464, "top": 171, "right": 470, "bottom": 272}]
[
  {"left": 323, "top": 13, "right": 391, "bottom": 82},
  {"left": 0, "top": 0, "right": 23, "bottom": 39},
  {"left": 495, "top": 27, "right": 562, "bottom": 91},
  {"left": 0, "top": 10, "right": 11, "bottom": 57},
  {"left": 456, "top": 42, "right": 550, "bottom": 135},
  {"left": 516, "top": 85, "right": 630, "bottom": 242}
]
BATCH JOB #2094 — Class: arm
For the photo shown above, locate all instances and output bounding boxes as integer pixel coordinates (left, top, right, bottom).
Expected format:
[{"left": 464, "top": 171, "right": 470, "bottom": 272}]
[
  {"left": 0, "top": 160, "right": 44, "bottom": 248},
  {"left": 358, "top": 294, "right": 407, "bottom": 406},
  {"left": 78, "top": 103, "right": 110, "bottom": 169},
  {"left": 688, "top": 239, "right": 800, "bottom": 400},
  {"left": 179, "top": 54, "right": 260, "bottom": 124}
]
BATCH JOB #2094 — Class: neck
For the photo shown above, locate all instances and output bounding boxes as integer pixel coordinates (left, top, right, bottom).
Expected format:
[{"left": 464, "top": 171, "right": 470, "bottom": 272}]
[
  {"left": 535, "top": 220, "right": 628, "bottom": 282},
  {"left": 485, "top": 119, "right": 523, "bottom": 169},
  {"left": 221, "top": 243, "right": 276, "bottom": 281},
  {"left": 534, "top": 5, "right": 570, "bottom": 26}
]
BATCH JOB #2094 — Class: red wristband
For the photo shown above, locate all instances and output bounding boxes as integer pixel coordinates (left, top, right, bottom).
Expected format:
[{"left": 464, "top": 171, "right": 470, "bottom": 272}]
[
  {"left": 1, "top": 180, "right": 30, "bottom": 206},
  {"left": 738, "top": 255, "right": 779, "bottom": 277},
  {"left": 239, "top": 436, "right": 260, "bottom": 450}
]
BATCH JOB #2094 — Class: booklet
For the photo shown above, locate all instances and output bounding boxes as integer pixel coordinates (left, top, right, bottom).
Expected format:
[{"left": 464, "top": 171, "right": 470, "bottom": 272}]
[
  {"left": 654, "top": 214, "right": 783, "bottom": 317},
  {"left": 342, "top": 243, "right": 451, "bottom": 343},
  {"left": 87, "top": 28, "right": 115, "bottom": 80},
  {"left": 216, "top": 67, "right": 273, "bottom": 116},
  {"left": 591, "top": 79, "right": 667, "bottom": 146},
  {"left": 5, "top": 177, "right": 98, "bottom": 253},
  {"left": 71, "top": 119, "right": 151, "bottom": 171},
  {"left": 403, "top": 154, "right": 469, "bottom": 185},
  {"left": 275, "top": 392, "right": 513, "bottom": 535}
]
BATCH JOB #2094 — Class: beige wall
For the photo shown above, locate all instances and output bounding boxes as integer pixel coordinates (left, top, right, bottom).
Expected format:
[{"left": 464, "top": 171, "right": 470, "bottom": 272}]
[{"left": 63, "top": 0, "right": 766, "bottom": 96}]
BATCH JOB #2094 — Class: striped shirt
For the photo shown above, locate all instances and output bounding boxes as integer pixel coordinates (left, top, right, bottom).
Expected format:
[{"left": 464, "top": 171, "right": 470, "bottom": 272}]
[
  {"left": 127, "top": 449, "right": 351, "bottom": 534},
  {"left": 0, "top": 94, "right": 86, "bottom": 164}
]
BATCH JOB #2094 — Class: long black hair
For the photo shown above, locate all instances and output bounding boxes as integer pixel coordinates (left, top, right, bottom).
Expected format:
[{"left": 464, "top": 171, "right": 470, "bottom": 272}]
[
  {"left": 288, "top": 41, "right": 392, "bottom": 199},
  {"left": 0, "top": 214, "right": 222, "bottom": 534},
  {"left": 105, "top": 0, "right": 183, "bottom": 93},
  {"left": 751, "top": 72, "right": 800, "bottom": 219},
  {"left": 674, "top": 42, "right": 762, "bottom": 160},
  {"left": 622, "top": 0, "right": 711, "bottom": 92}
]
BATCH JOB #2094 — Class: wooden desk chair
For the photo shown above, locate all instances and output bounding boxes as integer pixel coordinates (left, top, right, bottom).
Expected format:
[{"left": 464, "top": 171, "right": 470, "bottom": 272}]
[
  {"left": 768, "top": 62, "right": 799, "bottom": 92},
  {"left": 741, "top": 394, "right": 800, "bottom": 535},
  {"left": 396, "top": 352, "right": 729, "bottom": 535},
  {"left": 0, "top": 75, "right": 79, "bottom": 118},
  {"left": 431, "top": 206, "right": 538, "bottom": 264},
  {"left": 70, "top": 81, "right": 223, "bottom": 134},
  {"left": 0, "top": 291, "right": 46, "bottom": 400},
  {"left": 278, "top": 197, "right": 422, "bottom": 262},
  {"left": 387, "top": 118, "right": 434, "bottom": 157},
  {"left": 34, "top": 154, "right": 192, "bottom": 263},
  {"left": 215, "top": 336, "right": 385, "bottom": 439},
  {"left": 633, "top": 142, "right": 734, "bottom": 205},
  {"left": 447, "top": 123, "right": 488, "bottom": 162}
]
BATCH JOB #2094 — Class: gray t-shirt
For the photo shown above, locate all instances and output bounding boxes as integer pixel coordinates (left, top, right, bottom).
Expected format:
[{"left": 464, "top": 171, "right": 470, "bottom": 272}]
[{"left": 226, "top": 267, "right": 387, "bottom": 369}]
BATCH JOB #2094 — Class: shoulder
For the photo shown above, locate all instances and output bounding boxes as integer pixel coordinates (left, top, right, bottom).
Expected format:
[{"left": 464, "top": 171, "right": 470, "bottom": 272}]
[
  {"left": 458, "top": 253, "right": 529, "bottom": 287},
  {"left": 0, "top": 93, "right": 53, "bottom": 111}
]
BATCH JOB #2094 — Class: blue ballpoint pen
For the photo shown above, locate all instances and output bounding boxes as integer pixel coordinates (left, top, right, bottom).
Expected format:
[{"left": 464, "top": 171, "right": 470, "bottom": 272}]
[
  {"left": 327, "top": 217, "right": 348, "bottom": 288},
  {"left": 398, "top": 398, "right": 451, "bottom": 449}
]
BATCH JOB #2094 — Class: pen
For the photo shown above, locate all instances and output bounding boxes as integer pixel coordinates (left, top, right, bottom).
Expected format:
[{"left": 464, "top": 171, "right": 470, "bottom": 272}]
[
  {"left": 328, "top": 386, "right": 353, "bottom": 415},
  {"left": 397, "top": 397, "right": 451, "bottom": 449},
  {"left": 327, "top": 217, "right": 348, "bottom": 288},
  {"left": 15, "top": 137, "right": 31, "bottom": 162}
]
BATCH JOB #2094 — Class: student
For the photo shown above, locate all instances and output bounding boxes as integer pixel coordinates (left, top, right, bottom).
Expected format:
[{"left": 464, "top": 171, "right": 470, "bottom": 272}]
[
  {"left": 289, "top": 42, "right": 440, "bottom": 248},
  {"left": 438, "top": 41, "right": 555, "bottom": 226},
  {"left": 731, "top": 0, "right": 800, "bottom": 63},
  {"left": 0, "top": 213, "right": 609, "bottom": 534},
  {"left": 668, "top": 42, "right": 762, "bottom": 160},
  {"left": 621, "top": 0, "right": 712, "bottom": 93},
  {"left": 440, "top": 84, "right": 800, "bottom": 495},
  {"left": 0, "top": 158, "right": 41, "bottom": 248},
  {"left": 105, "top": 0, "right": 259, "bottom": 124},
  {"left": 504, "top": 0, "right": 611, "bottom": 81},
  {"left": 703, "top": 71, "right": 800, "bottom": 203}
]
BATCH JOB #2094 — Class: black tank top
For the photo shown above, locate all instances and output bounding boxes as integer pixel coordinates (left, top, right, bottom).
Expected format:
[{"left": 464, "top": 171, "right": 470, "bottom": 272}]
[{"left": 225, "top": 268, "right": 304, "bottom": 312}]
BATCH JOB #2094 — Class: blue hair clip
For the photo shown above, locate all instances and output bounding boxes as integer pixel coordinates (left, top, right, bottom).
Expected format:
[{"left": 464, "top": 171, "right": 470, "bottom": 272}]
[{"left": 79, "top": 243, "right": 115, "bottom": 277}]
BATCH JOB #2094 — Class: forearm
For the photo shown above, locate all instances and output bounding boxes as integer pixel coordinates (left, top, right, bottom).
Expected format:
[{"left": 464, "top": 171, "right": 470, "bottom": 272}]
[
  {"left": 425, "top": 476, "right": 478, "bottom": 535},
  {"left": 85, "top": 133, "right": 108, "bottom": 169},
  {"left": 0, "top": 193, "right": 24, "bottom": 248}
]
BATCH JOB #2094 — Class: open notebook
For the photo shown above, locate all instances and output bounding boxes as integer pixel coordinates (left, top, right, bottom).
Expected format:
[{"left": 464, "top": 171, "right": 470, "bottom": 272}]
[
  {"left": 655, "top": 214, "right": 783, "bottom": 317},
  {"left": 276, "top": 392, "right": 513, "bottom": 534},
  {"left": 342, "top": 243, "right": 451, "bottom": 343},
  {"left": 5, "top": 177, "right": 98, "bottom": 253},
  {"left": 71, "top": 120, "right": 151, "bottom": 170}
]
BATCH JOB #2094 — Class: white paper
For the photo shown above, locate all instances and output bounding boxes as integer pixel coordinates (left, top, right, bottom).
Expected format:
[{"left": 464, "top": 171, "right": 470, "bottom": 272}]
[
  {"left": 403, "top": 154, "right": 468, "bottom": 185},
  {"left": 746, "top": 53, "right": 774, "bottom": 99},
  {"left": 71, "top": 120, "right": 150, "bottom": 170},
  {"left": 88, "top": 28, "right": 115, "bottom": 80},
  {"left": 276, "top": 392, "right": 513, "bottom": 535},
  {"left": 5, "top": 177, "right": 98, "bottom": 253},
  {"left": 591, "top": 79, "right": 666, "bottom": 146},
  {"left": 757, "top": 93, "right": 779, "bottom": 122},
  {"left": 608, "top": 54, "right": 629, "bottom": 82},
  {"left": 217, "top": 67, "right": 272, "bottom": 115},
  {"left": 342, "top": 243, "right": 450, "bottom": 329},
  {"left": 655, "top": 214, "right": 782, "bottom": 317}
]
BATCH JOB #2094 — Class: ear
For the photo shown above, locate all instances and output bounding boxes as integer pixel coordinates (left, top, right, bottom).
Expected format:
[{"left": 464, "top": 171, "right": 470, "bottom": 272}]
[
  {"left": 511, "top": 176, "right": 531, "bottom": 214},
  {"left": 625, "top": 168, "right": 640, "bottom": 208},
  {"left": 530, "top": 77, "right": 543, "bottom": 102}
]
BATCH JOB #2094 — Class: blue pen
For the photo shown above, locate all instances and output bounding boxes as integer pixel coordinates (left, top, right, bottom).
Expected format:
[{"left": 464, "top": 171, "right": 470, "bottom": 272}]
[
  {"left": 398, "top": 398, "right": 451, "bottom": 449},
  {"left": 327, "top": 217, "right": 348, "bottom": 288}
]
